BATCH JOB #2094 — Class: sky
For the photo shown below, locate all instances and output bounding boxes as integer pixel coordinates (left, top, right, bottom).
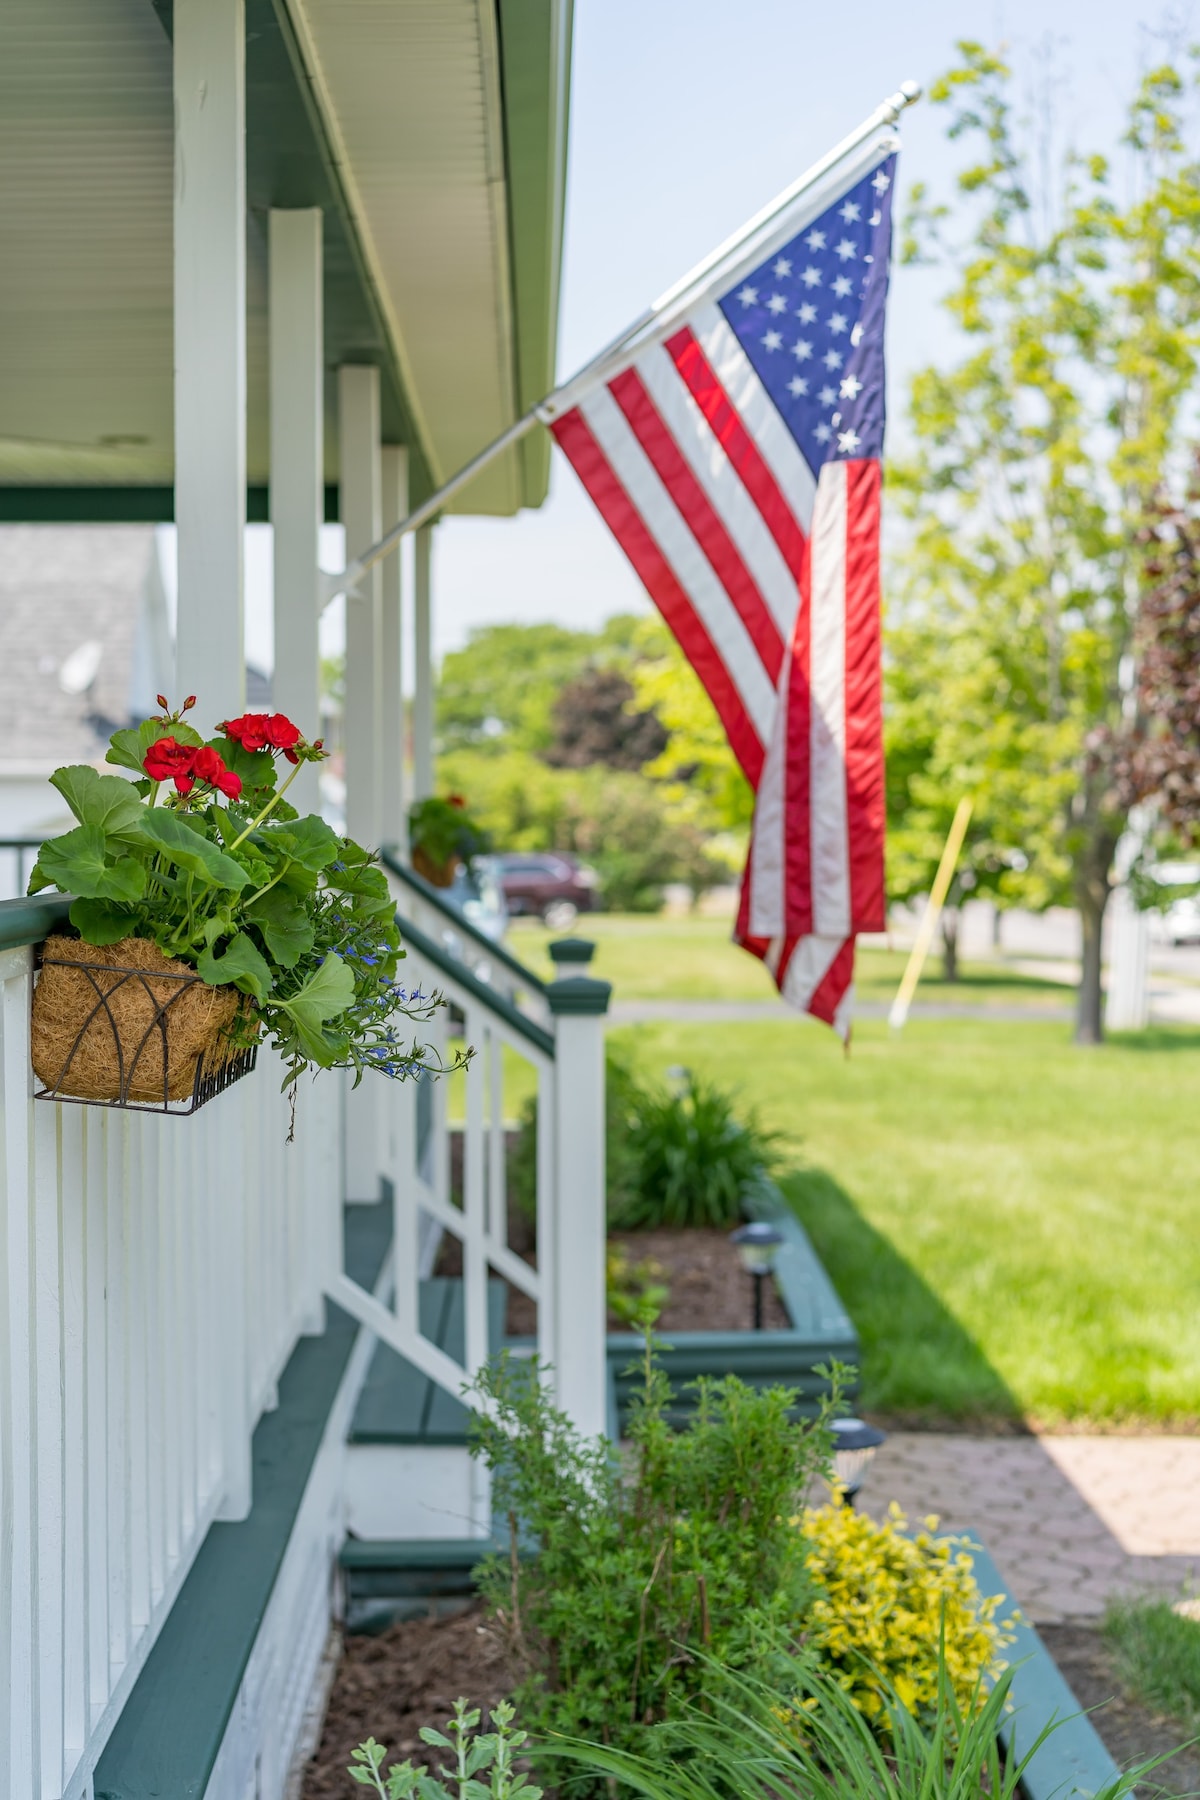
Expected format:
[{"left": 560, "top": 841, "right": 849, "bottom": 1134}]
[{"left": 241, "top": 0, "right": 1190, "bottom": 675}]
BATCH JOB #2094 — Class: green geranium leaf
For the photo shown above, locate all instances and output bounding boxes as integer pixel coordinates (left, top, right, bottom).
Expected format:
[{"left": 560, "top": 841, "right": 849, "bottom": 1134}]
[
  {"left": 276, "top": 953, "right": 355, "bottom": 1061},
  {"left": 207, "top": 735, "right": 277, "bottom": 792},
  {"left": 245, "top": 887, "right": 314, "bottom": 967},
  {"left": 258, "top": 814, "right": 340, "bottom": 872},
  {"left": 34, "top": 824, "right": 147, "bottom": 901},
  {"left": 69, "top": 896, "right": 134, "bottom": 945},
  {"left": 107, "top": 717, "right": 204, "bottom": 775},
  {"left": 139, "top": 810, "right": 249, "bottom": 889},
  {"left": 50, "top": 764, "right": 147, "bottom": 844},
  {"left": 196, "top": 930, "right": 274, "bottom": 1002}
]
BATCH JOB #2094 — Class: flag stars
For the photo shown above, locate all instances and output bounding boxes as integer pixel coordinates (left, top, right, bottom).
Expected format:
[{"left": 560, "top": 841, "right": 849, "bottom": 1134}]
[
  {"left": 832, "top": 275, "right": 853, "bottom": 298},
  {"left": 801, "top": 266, "right": 822, "bottom": 288},
  {"left": 796, "top": 301, "right": 817, "bottom": 324},
  {"left": 766, "top": 293, "right": 788, "bottom": 314},
  {"left": 813, "top": 421, "right": 833, "bottom": 443},
  {"left": 822, "top": 349, "right": 843, "bottom": 370},
  {"left": 869, "top": 210, "right": 882, "bottom": 227},
  {"left": 819, "top": 385, "right": 837, "bottom": 406},
  {"left": 872, "top": 169, "right": 891, "bottom": 192},
  {"left": 761, "top": 329, "right": 783, "bottom": 351},
  {"left": 828, "top": 312, "right": 848, "bottom": 335},
  {"left": 737, "top": 285, "right": 759, "bottom": 307},
  {"left": 835, "top": 239, "right": 857, "bottom": 261},
  {"left": 773, "top": 256, "right": 793, "bottom": 278},
  {"left": 840, "top": 373, "right": 863, "bottom": 399},
  {"left": 850, "top": 322, "right": 864, "bottom": 346},
  {"left": 839, "top": 200, "right": 862, "bottom": 222},
  {"left": 805, "top": 229, "right": 826, "bottom": 250},
  {"left": 792, "top": 338, "right": 813, "bottom": 361},
  {"left": 837, "top": 427, "right": 863, "bottom": 453},
  {"left": 787, "top": 376, "right": 809, "bottom": 397}
]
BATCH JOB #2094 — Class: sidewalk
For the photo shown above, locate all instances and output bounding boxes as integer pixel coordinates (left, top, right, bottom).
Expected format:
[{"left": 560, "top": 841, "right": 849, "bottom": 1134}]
[{"left": 858, "top": 1434, "right": 1200, "bottom": 1622}]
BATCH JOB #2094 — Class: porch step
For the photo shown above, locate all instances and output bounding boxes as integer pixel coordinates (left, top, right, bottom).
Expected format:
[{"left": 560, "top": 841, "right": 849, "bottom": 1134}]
[
  {"left": 339, "top": 1536, "right": 504, "bottom": 1629},
  {"left": 343, "top": 1277, "right": 507, "bottom": 1542}
]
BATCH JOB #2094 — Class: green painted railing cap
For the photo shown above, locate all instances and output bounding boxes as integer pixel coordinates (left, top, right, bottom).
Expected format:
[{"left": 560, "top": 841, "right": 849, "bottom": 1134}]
[
  {"left": 547, "top": 937, "right": 596, "bottom": 965},
  {"left": 546, "top": 974, "right": 612, "bottom": 1016}
]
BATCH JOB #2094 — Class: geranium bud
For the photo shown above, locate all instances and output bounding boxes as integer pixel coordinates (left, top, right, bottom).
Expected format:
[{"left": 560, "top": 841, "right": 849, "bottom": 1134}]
[
  {"left": 156, "top": 695, "right": 169, "bottom": 711},
  {"left": 183, "top": 695, "right": 197, "bottom": 711}
]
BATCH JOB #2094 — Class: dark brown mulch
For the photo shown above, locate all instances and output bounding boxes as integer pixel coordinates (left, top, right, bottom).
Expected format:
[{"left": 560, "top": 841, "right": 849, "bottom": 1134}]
[
  {"left": 1038, "top": 1623, "right": 1200, "bottom": 1796},
  {"left": 609, "top": 1225, "right": 790, "bottom": 1333},
  {"left": 299, "top": 1603, "right": 519, "bottom": 1800}
]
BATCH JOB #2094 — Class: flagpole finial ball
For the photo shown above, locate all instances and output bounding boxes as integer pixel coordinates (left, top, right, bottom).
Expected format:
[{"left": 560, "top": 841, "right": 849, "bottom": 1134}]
[{"left": 900, "top": 80, "right": 922, "bottom": 104}]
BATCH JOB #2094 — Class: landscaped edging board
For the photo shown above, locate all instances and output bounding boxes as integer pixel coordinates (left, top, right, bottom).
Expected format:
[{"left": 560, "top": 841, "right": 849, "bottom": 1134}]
[
  {"left": 92, "top": 1198, "right": 392, "bottom": 1800},
  {"left": 607, "top": 1181, "right": 860, "bottom": 1428},
  {"left": 966, "top": 1540, "right": 1121, "bottom": 1800}
]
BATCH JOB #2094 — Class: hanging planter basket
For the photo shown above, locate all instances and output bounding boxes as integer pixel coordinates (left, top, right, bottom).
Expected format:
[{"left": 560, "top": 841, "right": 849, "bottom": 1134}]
[
  {"left": 411, "top": 845, "right": 459, "bottom": 889},
  {"left": 31, "top": 934, "right": 258, "bottom": 1115}
]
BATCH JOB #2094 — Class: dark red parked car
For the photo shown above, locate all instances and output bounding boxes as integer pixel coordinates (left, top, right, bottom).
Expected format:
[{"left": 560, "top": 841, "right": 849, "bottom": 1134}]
[{"left": 485, "top": 852, "right": 599, "bottom": 928}]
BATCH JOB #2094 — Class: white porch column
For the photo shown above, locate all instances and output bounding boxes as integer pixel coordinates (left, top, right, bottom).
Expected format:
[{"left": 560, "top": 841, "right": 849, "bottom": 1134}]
[
  {"left": 380, "top": 447, "right": 409, "bottom": 850},
  {"left": 547, "top": 973, "right": 612, "bottom": 1438},
  {"left": 173, "top": 0, "right": 246, "bottom": 725},
  {"left": 269, "top": 207, "right": 324, "bottom": 815},
  {"left": 339, "top": 365, "right": 383, "bottom": 848},
  {"left": 413, "top": 523, "right": 435, "bottom": 801}
]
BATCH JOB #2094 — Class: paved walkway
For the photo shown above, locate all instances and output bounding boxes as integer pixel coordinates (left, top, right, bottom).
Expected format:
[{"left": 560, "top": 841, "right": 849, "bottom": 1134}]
[
  {"left": 856, "top": 1434, "right": 1200, "bottom": 1623},
  {"left": 608, "top": 998, "right": 1074, "bottom": 1025}
]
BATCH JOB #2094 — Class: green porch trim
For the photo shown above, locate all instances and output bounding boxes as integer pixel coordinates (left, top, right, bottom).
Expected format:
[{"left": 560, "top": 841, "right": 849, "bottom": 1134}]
[
  {"left": 0, "top": 486, "right": 342, "bottom": 525},
  {"left": 91, "top": 1196, "right": 392, "bottom": 1800},
  {"left": 0, "top": 895, "right": 73, "bottom": 952},
  {"left": 496, "top": 0, "right": 574, "bottom": 506}
]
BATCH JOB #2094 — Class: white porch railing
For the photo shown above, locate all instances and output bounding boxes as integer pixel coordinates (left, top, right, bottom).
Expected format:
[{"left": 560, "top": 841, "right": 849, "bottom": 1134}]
[
  {"left": 329, "top": 877, "right": 611, "bottom": 1444},
  {"left": 0, "top": 918, "right": 342, "bottom": 1800}
]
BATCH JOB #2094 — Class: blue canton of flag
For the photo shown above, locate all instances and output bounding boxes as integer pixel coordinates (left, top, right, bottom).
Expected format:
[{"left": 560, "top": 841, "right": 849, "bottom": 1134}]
[{"left": 718, "top": 155, "right": 895, "bottom": 482}]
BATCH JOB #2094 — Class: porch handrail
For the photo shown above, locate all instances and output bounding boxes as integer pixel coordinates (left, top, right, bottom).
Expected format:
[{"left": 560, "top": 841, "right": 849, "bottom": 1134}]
[
  {"left": 0, "top": 892, "right": 72, "bottom": 949},
  {"left": 381, "top": 848, "right": 548, "bottom": 996},
  {"left": 395, "top": 910, "right": 555, "bottom": 1058}
]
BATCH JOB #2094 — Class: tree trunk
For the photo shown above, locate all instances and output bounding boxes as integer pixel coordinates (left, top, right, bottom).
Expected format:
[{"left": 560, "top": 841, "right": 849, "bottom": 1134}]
[
  {"left": 941, "top": 908, "right": 960, "bottom": 982},
  {"left": 1074, "top": 819, "right": 1119, "bottom": 1046}
]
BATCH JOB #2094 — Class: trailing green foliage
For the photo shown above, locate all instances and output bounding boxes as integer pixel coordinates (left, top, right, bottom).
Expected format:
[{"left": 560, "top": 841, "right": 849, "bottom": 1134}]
[
  {"left": 545, "top": 1640, "right": 1157, "bottom": 1800},
  {"left": 1105, "top": 1596, "right": 1200, "bottom": 1729},
  {"left": 350, "top": 1700, "right": 539, "bottom": 1800},
  {"left": 407, "top": 795, "right": 490, "bottom": 869},
  {"left": 29, "top": 698, "right": 460, "bottom": 1090},
  {"left": 467, "top": 1350, "right": 838, "bottom": 1779}
]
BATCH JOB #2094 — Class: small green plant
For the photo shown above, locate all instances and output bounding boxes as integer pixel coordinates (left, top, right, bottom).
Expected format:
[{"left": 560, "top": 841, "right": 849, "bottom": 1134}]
[
  {"left": 606, "top": 1243, "right": 669, "bottom": 1331},
  {"left": 467, "top": 1346, "right": 839, "bottom": 1779},
  {"left": 509, "top": 1046, "right": 647, "bottom": 1225},
  {"left": 616, "top": 1067, "right": 780, "bottom": 1230},
  {"left": 547, "top": 1639, "right": 1161, "bottom": 1800},
  {"left": 1105, "top": 1595, "right": 1200, "bottom": 1728},
  {"left": 349, "top": 1699, "right": 540, "bottom": 1800}
]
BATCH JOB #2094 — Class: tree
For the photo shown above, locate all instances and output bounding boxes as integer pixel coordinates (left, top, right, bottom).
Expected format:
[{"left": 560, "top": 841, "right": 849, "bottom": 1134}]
[
  {"left": 893, "top": 45, "right": 1200, "bottom": 1040},
  {"left": 628, "top": 618, "right": 755, "bottom": 835},
  {"left": 544, "top": 666, "right": 667, "bottom": 770},
  {"left": 436, "top": 623, "right": 592, "bottom": 756}
]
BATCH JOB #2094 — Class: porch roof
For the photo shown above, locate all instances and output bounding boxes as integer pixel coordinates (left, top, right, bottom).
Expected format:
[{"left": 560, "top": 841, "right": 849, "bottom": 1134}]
[{"left": 0, "top": 0, "right": 571, "bottom": 523}]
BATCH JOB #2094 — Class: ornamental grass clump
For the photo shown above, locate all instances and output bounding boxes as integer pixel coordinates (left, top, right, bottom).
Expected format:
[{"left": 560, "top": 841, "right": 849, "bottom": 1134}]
[
  {"left": 797, "top": 1499, "right": 1017, "bottom": 1728},
  {"left": 29, "top": 694, "right": 463, "bottom": 1097}
]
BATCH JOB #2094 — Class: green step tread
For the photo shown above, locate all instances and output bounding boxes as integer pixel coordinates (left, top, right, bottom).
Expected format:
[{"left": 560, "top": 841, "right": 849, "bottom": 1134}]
[{"left": 349, "top": 1278, "right": 508, "bottom": 1445}]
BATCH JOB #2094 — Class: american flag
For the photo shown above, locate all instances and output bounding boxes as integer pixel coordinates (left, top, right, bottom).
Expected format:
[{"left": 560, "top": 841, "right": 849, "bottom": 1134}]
[{"left": 544, "top": 146, "right": 895, "bottom": 1035}]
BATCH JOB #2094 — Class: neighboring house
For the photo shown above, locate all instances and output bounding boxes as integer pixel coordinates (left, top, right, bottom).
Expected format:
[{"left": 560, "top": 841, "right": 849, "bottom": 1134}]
[{"left": 0, "top": 7, "right": 587, "bottom": 1800}]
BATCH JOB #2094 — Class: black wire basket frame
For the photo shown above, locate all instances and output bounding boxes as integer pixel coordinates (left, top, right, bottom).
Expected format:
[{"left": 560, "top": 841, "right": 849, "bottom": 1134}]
[{"left": 33, "top": 949, "right": 258, "bottom": 1116}]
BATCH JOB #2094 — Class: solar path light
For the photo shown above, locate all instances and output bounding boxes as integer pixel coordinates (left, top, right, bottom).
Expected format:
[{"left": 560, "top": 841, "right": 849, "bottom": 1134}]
[
  {"left": 829, "top": 1417, "right": 886, "bottom": 1507},
  {"left": 729, "top": 1220, "right": 784, "bottom": 1331}
]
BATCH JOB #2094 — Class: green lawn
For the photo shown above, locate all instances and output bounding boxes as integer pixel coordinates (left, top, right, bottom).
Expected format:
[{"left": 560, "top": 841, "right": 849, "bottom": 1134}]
[
  {"left": 509, "top": 914, "right": 1071, "bottom": 1010},
  {"left": 607, "top": 1014, "right": 1200, "bottom": 1429}
]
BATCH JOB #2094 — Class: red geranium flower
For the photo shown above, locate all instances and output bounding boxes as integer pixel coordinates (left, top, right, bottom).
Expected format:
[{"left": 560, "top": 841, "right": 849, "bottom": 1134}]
[
  {"left": 143, "top": 736, "right": 198, "bottom": 792},
  {"left": 446, "top": 793, "right": 467, "bottom": 809},
  {"left": 219, "top": 713, "right": 271, "bottom": 752},
  {"left": 192, "top": 744, "right": 243, "bottom": 801}
]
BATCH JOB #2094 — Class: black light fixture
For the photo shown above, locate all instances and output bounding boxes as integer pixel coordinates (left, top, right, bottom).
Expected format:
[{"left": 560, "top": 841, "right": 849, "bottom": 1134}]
[
  {"left": 729, "top": 1221, "right": 784, "bottom": 1330},
  {"left": 829, "top": 1417, "right": 886, "bottom": 1507}
]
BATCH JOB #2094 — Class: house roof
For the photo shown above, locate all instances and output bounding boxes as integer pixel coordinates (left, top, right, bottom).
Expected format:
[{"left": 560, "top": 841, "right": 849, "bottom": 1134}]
[{"left": 0, "top": 0, "right": 571, "bottom": 524}]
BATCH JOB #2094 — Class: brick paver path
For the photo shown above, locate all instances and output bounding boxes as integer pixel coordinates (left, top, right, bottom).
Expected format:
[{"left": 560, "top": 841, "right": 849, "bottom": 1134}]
[{"left": 857, "top": 1434, "right": 1200, "bottom": 1622}]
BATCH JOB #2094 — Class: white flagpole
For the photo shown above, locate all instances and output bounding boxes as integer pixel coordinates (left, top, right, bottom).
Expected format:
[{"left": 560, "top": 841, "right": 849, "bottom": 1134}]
[{"left": 325, "top": 80, "right": 921, "bottom": 603}]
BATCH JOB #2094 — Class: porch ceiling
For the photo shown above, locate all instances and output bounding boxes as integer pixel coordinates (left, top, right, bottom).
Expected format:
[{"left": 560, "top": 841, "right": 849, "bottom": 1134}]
[{"left": 0, "top": 0, "right": 570, "bottom": 521}]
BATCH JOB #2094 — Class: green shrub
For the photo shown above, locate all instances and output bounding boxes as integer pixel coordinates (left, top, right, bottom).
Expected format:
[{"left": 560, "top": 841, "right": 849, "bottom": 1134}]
[
  {"left": 797, "top": 1499, "right": 1016, "bottom": 1726},
  {"left": 350, "top": 1699, "right": 539, "bottom": 1800},
  {"left": 509, "top": 1046, "right": 646, "bottom": 1226},
  {"left": 467, "top": 1348, "right": 839, "bottom": 1780},
  {"left": 616, "top": 1068, "right": 779, "bottom": 1230}
]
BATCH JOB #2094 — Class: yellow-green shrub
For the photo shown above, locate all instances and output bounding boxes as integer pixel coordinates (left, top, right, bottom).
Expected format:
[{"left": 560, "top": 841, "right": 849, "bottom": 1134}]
[{"left": 797, "top": 1501, "right": 1016, "bottom": 1726}]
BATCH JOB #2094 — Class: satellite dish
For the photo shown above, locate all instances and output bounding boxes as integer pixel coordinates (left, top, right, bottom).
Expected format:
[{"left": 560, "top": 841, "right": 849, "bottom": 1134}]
[{"left": 58, "top": 640, "right": 104, "bottom": 696}]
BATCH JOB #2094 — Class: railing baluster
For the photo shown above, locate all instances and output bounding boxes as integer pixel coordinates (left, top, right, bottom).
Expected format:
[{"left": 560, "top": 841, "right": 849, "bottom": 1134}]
[
  {"left": 462, "top": 1012, "right": 488, "bottom": 1385},
  {"left": 60, "top": 1103, "right": 88, "bottom": 1761},
  {"left": 84, "top": 1111, "right": 110, "bottom": 1728},
  {"left": 105, "top": 1108, "right": 131, "bottom": 1679},
  {"left": 33, "top": 1099, "right": 65, "bottom": 1796}
]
